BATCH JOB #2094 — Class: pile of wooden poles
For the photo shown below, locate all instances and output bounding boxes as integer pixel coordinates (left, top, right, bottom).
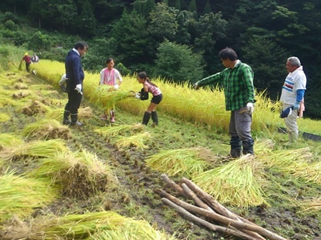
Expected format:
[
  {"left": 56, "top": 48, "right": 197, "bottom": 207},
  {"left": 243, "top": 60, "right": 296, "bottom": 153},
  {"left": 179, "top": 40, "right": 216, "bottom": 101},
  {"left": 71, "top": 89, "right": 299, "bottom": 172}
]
[{"left": 155, "top": 174, "right": 287, "bottom": 240}]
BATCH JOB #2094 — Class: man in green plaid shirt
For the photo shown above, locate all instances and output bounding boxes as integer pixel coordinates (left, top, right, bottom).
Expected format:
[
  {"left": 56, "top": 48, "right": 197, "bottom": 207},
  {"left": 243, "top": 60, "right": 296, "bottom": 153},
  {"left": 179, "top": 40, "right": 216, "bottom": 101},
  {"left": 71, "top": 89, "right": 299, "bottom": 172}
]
[{"left": 194, "top": 47, "right": 255, "bottom": 157}]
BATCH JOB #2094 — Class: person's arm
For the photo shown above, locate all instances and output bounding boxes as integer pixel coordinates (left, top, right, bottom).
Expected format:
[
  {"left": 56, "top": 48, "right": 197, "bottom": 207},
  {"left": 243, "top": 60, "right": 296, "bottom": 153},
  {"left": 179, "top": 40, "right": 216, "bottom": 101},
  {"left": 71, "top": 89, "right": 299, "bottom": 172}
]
[
  {"left": 99, "top": 69, "right": 104, "bottom": 85},
  {"left": 72, "top": 57, "right": 81, "bottom": 85},
  {"left": 194, "top": 71, "right": 224, "bottom": 89},
  {"left": 116, "top": 70, "right": 123, "bottom": 85},
  {"left": 140, "top": 85, "right": 149, "bottom": 100},
  {"left": 242, "top": 66, "right": 255, "bottom": 104}
]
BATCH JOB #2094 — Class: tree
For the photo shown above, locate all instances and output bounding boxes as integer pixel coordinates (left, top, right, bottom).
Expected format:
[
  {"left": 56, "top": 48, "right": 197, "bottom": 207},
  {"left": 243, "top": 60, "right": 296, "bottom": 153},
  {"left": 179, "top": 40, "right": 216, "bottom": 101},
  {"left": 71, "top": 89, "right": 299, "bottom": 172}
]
[
  {"left": 155, "top": 39, "right": 204, "bottom": 83},
  {"left": 188, "top": 0, "right": 197, "bottom": 17},
  {"left": 111, "top": 9, "right": 152, "bottom": 69},
  {"left": 133, "top": 0, "right": 155, "bottom": 18},
  {"left": 148, "top": 2, "right": 179, "bottom": 41},
  {"left": 175, "top": 10, "right": 196, "bottom": 45},
  {"left": 241, "top": 37, "right": 288, "bottom": 96}
]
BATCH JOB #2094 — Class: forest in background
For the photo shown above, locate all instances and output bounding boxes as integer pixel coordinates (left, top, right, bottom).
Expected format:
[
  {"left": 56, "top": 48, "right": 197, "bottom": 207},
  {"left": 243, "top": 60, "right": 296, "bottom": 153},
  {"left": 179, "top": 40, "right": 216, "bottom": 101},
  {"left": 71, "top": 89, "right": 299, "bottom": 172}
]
[{"left": 0, "top": 0, "right": 321, "bottom": 119}]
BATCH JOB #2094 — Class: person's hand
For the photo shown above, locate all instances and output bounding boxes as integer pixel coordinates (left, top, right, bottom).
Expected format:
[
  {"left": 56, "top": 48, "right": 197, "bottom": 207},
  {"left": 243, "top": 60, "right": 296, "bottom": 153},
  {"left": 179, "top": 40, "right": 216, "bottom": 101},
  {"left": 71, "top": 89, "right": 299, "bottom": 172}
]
[
  {"left": 75, "top": 84, "right": 82, "bottom": 94},
  {"left": 246, "top": 102, "right": 254, "bottom": 114},
  {"left": 193, "top": 82, "right": 199, "bottom": 90},
  {"left": 135, "top": 92, "right": 141, "bottom": 99},
  {"left": 293, "top": 102, "right": 300, "bottom": 110}
]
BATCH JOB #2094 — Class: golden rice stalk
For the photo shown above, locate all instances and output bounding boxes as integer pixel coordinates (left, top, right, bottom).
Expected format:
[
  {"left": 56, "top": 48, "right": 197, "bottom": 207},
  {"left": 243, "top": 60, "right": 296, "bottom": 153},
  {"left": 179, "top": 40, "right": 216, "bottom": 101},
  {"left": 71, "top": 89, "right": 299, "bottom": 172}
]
[
  {"left": 12, "top": 90, "right": 32, "bottom": 99},
  {"left": 0, "top": 171, "right": 57, "bottom": 223},
  {"left": 254, "top": 139, "right": 275, "bottom": 155},
  {"left": 89, "top": 85, "right": 135, "bottom": 111},
  {"left": 291, "top": 161, "right": 321, "bottom": 184},
  {"left": 0, "top": 139, "right": 68, "bottom": 162},
  {"left": 298, "top": 197, "right": 321, "bottom": 214},
  {"left": 78, "top": 106, "right": 93, "bottom": 118},
  {"left": 0, "top": 112, "right": 10, "bottom": 123},
  {"left": 6, "top": 211, "right": 176, "bottom": 240},
  {"left": 94, "top": 123, "right": 144, "bottom": 137},
  {"left": 0, "top": 92, "right": 18, "bottom": 107},
  {"left": 115, "top": 132, "right": 151, "bottom": 150},
  {"left": 27, "top": 149, "right": 117, "bottom": 198},
  {"left": 193, "top": 155, "right": 268, "bottom": 208},
  {"left": 259, "top": 147, "right": 313, "bottom": 168},
  {"left": 13, "top": 82, "right": 28, "bottom": 90},
  {"left": 0, "top": 133, "right": 23, "bottom": 149},
  {"left": 45, "top": 108, "right": 64, "bottom": 121},
  {"left": 18, "top": 99, "right": 51, "bottom": 116},
  {"left": 22, "top": 119, "right": 71, "bottom": 140},
  {"left": 146, "top": 147, "right": 215, "bottom": 178}
]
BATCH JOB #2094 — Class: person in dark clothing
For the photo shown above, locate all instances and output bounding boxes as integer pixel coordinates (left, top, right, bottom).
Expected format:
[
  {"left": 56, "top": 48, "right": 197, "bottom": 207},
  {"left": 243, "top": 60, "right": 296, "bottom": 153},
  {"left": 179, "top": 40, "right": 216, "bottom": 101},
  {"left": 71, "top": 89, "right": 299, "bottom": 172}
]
[
  {"left": 20, "top": 53, "right": 31, "bottom": 72},
  {"left": 63, "top": 41, "right": 89, "bottom": 126}
]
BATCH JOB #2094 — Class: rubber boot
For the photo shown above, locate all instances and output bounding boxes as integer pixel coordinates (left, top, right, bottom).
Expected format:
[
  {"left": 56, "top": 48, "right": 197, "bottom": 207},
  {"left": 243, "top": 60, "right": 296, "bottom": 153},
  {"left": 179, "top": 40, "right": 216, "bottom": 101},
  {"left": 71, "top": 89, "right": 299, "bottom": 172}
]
[
  {"left": 70, "top": 113, "right": 83, "bottom": 126},
  {"left": 110, "top": 110, "right": 115, "bottom": 123},
  {"left": 230, "top": 136, "right": 242, "bottom": 158},
  {"left": 242, "top": 139, "right": 254, "bottom": 155},
  {"left": 151, "top": 111, "right": 158, "bottom": 127},
  {"left": 63, "top": 110, "right": 70, "bottom": 125},
  {"left": 142, "top": 111, "right": 151, "bottom": 125}
]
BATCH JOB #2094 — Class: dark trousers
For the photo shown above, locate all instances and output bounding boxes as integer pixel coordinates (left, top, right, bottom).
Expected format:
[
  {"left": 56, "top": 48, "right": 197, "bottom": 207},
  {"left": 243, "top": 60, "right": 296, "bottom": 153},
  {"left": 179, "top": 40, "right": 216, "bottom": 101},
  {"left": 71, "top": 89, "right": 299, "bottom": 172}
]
[
  {"left": 65, "top": 90, "right": 82, "bottom": 116},
  {"left": 229, "top": 107, "right": 254, "bottom": 155},
  {"left": 26, "top": 62, "right": 31, "bottom": 72}
]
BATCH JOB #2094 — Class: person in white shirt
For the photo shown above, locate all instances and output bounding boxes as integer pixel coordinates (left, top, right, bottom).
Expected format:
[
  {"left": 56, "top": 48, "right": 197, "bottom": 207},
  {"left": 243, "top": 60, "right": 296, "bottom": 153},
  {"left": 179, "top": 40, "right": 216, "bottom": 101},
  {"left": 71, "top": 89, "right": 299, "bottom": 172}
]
[
  {"left": 99, "top": 57, "right": 123, "bottom": 123},
  {"left": 280, "top": 56, "right": 307, "bottom": 144}
]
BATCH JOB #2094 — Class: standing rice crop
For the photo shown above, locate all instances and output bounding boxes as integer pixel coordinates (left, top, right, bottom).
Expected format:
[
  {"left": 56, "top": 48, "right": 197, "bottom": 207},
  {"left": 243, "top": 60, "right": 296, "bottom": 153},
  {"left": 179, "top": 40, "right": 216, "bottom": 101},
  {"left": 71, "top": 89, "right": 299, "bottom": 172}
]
[
  {"left": 146, "top": 147, "right": 215, "bottom": 178},
  {"left": 193, "top": 155, "right": 268, "bottom": 208}
]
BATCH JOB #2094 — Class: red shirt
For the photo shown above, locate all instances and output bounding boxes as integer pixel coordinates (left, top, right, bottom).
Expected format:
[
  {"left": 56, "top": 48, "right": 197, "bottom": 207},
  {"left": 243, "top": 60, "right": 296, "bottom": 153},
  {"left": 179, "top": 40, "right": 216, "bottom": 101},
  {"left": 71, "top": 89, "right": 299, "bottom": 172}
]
[{"left": 22, "top": 55, "right": 31, "bottom": 64}]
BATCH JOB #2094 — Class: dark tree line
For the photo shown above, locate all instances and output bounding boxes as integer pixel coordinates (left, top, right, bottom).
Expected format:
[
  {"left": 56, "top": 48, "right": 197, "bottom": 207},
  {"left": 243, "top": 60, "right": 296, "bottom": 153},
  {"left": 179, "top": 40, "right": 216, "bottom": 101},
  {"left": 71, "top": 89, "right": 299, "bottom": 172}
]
[{"left": 1, "top": 0, "right": 321, "bottom": 118}]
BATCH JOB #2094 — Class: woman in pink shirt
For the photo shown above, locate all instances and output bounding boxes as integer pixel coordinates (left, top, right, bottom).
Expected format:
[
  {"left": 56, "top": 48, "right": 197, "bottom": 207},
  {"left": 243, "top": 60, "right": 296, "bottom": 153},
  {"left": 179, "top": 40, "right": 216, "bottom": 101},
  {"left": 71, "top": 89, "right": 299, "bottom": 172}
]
[
  {"left": 99, "top": 58, "right": 123, "bottom": 122},
  {"left": 136, "top": 71, "right": 163, "bottom": 126}
]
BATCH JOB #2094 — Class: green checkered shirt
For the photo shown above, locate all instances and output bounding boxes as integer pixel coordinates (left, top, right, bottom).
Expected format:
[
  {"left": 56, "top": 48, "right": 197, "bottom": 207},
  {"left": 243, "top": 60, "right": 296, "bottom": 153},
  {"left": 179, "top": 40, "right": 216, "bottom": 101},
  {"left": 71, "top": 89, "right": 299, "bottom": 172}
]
[{"left": 197, "top": 61, "right": 255, "bottom": 111}]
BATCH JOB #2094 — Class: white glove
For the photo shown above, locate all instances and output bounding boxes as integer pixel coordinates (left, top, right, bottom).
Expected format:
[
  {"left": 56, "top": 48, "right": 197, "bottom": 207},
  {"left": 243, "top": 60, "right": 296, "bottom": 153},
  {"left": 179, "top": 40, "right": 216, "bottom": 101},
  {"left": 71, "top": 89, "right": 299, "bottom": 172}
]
[
  {"left": 193, "top": 82, "right": 199, "bottom": 90},
  {"left": 113, "top": 85, "right": 119, "bottom": 90},
  {"left": 246, "top": 102, "right": 254, "bottom": 114},
  {"left": 135, "top": 92, "right": 141, "bottom": 99},
  {"left": 75, "top": 84, "right": 82, "bottom": 94}
]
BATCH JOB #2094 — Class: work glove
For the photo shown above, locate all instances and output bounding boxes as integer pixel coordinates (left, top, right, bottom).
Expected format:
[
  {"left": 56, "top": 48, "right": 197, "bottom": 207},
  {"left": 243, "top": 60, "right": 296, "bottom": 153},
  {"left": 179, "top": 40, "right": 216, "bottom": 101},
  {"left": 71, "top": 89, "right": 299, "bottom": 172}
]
[
  {"left": 75, "top": 84, "right": 82, "bottom": 94},
  {"left": 246, "top": 102, "right": 254, "bottom": 114},
  {"left": 193, "top": 82, "right": 199, "bottom": 90},
  {"left": 293, "top": 102, "right": 300, "bottom": 110},
  {"left": 135, "top": 92, "right": 141, "bottom": 99}
]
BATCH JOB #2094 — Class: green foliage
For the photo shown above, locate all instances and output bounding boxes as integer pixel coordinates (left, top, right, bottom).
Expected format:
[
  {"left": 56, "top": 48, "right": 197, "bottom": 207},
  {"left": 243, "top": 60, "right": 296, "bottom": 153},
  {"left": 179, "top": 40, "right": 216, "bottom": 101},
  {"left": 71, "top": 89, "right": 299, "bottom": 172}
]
[
  {"left": 241, "top": 37, "right": 288, "bottom": 93},
  {"left": 28, "top": 31, "right": 52, "bottom": 52},
  {"left": 148, "top": 2, "right": 179, "bottom": 41},
  {"left": 155, "top": 40, "right": 203, "bottom": 83},
  {"left": 111, "top": 9, "right": 152, "bottom": 69},
  {"left": 4, "top": 19, "right": 16, "bottom": 30},
  {"left": 194, "top": 12, "right": 227, "bottom": 52}
]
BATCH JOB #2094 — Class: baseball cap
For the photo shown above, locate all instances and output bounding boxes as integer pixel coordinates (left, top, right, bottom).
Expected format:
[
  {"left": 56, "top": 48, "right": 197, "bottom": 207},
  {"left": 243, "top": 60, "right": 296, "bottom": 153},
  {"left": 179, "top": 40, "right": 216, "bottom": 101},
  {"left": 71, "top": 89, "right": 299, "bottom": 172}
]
[{"left": 280, "top": 106, "right": 293, "bottom": 118}]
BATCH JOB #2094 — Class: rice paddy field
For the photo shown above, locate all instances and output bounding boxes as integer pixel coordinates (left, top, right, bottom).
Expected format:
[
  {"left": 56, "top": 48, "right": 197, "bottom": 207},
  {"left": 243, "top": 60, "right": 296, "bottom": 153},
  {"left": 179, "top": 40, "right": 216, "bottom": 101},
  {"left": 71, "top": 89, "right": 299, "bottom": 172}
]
[{"left": 1, "top": 45, "right": 321, "bottom": 239}]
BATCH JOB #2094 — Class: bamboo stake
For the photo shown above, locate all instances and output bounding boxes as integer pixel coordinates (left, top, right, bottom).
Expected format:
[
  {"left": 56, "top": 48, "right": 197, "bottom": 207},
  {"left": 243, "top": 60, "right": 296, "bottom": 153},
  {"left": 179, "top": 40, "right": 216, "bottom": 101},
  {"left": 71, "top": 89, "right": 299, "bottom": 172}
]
[
  {"left": 182, "top": 177, "right": 253, "bottom": 224},
  {"left": 161, "top": 174, "right": 185, "bottom": 195},
  {"left": 162, "top": 198, "right": 258, "bottom": 240},
  {"left": 156, "top": 189, "right": 287, "bottom": 240},
  {"left": 181, "top": 183, "right": 265, "bottom": 240}
]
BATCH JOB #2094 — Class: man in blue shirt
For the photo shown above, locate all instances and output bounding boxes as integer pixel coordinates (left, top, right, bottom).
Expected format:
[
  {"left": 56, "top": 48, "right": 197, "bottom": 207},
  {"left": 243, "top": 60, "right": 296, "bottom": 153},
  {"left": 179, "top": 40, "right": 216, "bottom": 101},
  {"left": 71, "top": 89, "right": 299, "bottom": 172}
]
[{"left": 63, "top": 41, "right": 89, "bottom": 126}]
